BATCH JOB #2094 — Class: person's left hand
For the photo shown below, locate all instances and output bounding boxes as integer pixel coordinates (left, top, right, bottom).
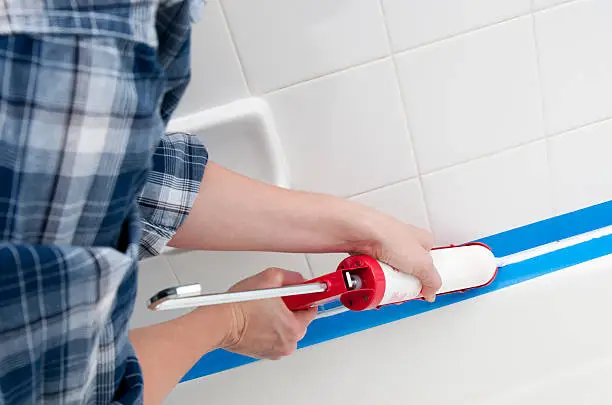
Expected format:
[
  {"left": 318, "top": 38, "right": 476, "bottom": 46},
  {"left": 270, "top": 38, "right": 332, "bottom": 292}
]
[{"left": 353, "top": 214, "right": 442, "bottom": 302}]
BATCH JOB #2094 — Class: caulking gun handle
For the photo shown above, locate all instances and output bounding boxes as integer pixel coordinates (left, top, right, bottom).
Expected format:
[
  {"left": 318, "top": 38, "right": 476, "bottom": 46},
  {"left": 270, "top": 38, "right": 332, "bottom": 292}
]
[{"left": 282, "top": 270, "right": 349, "bottom": 311}]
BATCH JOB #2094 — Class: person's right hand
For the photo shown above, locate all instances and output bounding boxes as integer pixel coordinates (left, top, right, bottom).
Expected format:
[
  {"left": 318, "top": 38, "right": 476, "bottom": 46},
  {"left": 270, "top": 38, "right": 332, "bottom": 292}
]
[{"left": 220, "top": 268, "right": 318, "bottom": 360}]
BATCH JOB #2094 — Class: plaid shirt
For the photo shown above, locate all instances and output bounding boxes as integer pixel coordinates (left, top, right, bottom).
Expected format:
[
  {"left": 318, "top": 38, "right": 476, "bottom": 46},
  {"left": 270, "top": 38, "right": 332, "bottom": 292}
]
[{"left": 0, "top": 1, "right": 207, "bottom": 404}]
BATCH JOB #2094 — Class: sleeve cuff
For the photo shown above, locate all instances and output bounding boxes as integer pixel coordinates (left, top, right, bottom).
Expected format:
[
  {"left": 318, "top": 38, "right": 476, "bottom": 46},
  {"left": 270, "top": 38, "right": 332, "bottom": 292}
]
[{"left": 137, "top": 132, "right": 208, "bottom": 259}]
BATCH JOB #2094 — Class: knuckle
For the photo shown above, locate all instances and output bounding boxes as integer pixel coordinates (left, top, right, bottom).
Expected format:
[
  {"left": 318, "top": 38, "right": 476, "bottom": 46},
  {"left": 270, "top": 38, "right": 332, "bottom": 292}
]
[{"left": 262, "top": 267, "right": 283, "bottom": 285}]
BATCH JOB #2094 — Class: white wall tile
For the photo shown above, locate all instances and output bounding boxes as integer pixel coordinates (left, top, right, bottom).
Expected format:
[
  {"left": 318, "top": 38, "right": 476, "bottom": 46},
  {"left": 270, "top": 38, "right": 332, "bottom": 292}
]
[
  {"left": 382, "top": 0, "right": 530, "bottom": 52},
  {"left": 535, "top": 0, "right": 612, "bottom": 134},
  {"left": 422, "top": 142, "right": 553, "bottom": 245},
  {"left": 308, "top": 179, "right": 430, "bottom": 276},
  {"left": 396, "top": 16, "right": 544, "bottom": 174},
  {"left": 168, "top": 251, "right": 312, "bottom": 293},
  {"left": 221, "top": 0, "right": 389, "bottom": 93},
  {"left": 549, "top": 119, "right": 612, "bottom": 215},
  {"left": 131, "top": 256, "right": 189, "bottom": 329},
  {"left": 265, "top": 59, "right": 417, "bottom": 197},
  {"left": 533, "top": 0, "right": 576, "bottom": 11},
  {"left": 173, "top": 0, "right": 249, "bottom": 117}
]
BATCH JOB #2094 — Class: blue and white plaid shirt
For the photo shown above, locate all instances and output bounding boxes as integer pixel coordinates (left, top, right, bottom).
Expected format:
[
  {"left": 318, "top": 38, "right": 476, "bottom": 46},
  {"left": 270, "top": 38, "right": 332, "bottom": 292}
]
[{"left": 0, "top": 1, "right": 207, "bottom": 403}]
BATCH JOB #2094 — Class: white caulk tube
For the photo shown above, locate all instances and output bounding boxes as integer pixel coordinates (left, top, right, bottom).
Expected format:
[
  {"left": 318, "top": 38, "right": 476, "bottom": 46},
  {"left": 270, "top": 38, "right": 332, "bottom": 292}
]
[
  {"left": 337, "top": 244, "right": 498, "bottom": 310},
  {"left": 381, "top": 244, "right": 498, "bottom": 304}
]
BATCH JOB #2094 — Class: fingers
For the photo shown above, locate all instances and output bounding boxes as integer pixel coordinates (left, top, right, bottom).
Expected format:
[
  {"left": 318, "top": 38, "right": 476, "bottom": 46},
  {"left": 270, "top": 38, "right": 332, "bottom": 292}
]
[
  {"left": 293, "top": 307, "right": 317, "bottom": 331},
  {"left": 412, "top": 254, "right": 442, "bottom": 302}
]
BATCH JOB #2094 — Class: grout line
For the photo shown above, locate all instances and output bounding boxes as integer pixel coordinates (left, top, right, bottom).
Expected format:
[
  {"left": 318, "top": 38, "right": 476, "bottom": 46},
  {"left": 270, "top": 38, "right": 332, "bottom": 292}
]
[
  {"left": 420, "top": 138, "right": 546, "bottom": 178},
  {"left": 347, "top": 176, "right": 419, "bottom": 200},
  {"left": 529, "top": 10, "right": 557, "bottom": 217},
  {"left": 263, "top": 54, "right": 391, "bottom": 96},
  {"left": 393, "top": 11, "right": 532, "bottom": 58},
  {"left": 532, "top": 0, "right": 584, "bottom": 14},
  {"left": 216, "top": 0, "right": 251, "bottom": 94},
  {"left": 162, "top": 254, "right": 181, "bottom": 284},
  {"left": 377, "top": 0, "right": 433, "bottom": 233},
  {"left": 548, "top": 115, "right": 612, "bottom": 138},
  {"left": 302, "top": 254, "right": 316, "bottom": 278}
]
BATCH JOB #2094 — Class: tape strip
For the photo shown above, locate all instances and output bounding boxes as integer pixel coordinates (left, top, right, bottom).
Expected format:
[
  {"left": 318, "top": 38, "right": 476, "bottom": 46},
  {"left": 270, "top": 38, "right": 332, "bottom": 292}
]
[{"left": 181, "top": 200, "right": 612, "bottom": 382}]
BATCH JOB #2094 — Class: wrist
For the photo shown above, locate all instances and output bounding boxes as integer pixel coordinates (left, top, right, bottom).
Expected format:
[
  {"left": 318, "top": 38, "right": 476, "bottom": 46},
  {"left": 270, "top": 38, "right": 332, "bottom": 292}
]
[
  {"left": 331, "top": 196, "right": 387, "bottom": 256},
  {"left": 183, "top": 304, "right": 236, "bottom": 352}
]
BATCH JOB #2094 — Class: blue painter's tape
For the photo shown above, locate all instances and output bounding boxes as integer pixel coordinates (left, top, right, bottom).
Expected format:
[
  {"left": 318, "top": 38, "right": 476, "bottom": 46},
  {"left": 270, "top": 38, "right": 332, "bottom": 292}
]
[
  {"left": 477, "top": 200, "right": 612, "bottom": 257},
  {"left": 181, "top": 201, "right": 612, "bottom": 382}
]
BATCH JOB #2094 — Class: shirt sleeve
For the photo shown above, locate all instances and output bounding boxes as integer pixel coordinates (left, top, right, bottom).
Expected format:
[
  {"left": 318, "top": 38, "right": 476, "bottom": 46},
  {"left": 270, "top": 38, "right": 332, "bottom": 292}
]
[{"left": 136, "top": 132, "right": 208, "bottom": 259}]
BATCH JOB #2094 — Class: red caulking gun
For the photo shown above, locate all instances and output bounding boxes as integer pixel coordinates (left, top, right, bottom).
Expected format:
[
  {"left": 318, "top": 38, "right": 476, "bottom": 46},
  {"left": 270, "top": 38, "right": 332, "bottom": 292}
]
[{"left": 148, "top": 243, "right": 499, "bottom": 315}]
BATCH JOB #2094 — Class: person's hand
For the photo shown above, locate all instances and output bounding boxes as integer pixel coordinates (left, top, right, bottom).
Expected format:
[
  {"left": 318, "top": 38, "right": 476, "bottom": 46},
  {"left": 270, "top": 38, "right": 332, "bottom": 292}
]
[
  {"left": 357, "top": 214, "right": 442, "bottom": 302},
  {"left": 220, "top": 268, "right": 317, "bottom": 360}
]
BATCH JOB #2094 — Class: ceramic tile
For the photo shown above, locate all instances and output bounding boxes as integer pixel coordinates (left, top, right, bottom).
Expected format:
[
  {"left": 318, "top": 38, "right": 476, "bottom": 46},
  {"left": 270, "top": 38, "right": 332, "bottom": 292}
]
[
  {"left": 535, "top": 0, "right": 612, "bottom": 134},
  {"left": 422, "top": 141, "right": 553, "bottom": 245},
  {"left": 164, "top": 255, "right": 612, "bottom": 405},
  {"left": 220, "top": 0, "right": 389, "bottom": 93},
  {"left": 396, "top": 16, "right": 544, "bottom": 174},
  {"left": 265, "top": 59, "right": 417, "bottom": 197},
  {"left": 549, "top": 119, "right": 612, "bottom": 215},
  {"left": 131, "top": 256, "right": 189, "bottom": 329},
  {"left": 307, "top": 179, "right": 430, "bottom": 276},
  {"left": 533, "top": 0, "right": 576, "bottom": 11},
  {"left": 168, "top": 251, "right": 312, "bottom": 293},
  {"left": 173, "top": 0, "right": 249, "bottom": 117},
  {"left": 382, "top": 0, "right": 530, "bottom": 51}
]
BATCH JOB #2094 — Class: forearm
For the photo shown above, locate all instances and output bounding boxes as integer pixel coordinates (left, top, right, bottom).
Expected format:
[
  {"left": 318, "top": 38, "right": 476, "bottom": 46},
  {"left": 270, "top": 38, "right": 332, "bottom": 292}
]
[
  {"left": 129, "top": 306, "right": 231, "bottom": 405},
  {"left": 168, "top": 162, "right": 386, "bottom": 254}
]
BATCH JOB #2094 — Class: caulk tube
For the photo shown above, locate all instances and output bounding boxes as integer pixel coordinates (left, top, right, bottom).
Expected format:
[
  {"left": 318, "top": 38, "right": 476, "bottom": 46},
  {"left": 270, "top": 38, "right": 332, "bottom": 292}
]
[
  {"left": 378, "top": 244, "right": 498, "bottom": 305},
  {"left": 338, "top": 244, "right": 498, "bottom": 310}
]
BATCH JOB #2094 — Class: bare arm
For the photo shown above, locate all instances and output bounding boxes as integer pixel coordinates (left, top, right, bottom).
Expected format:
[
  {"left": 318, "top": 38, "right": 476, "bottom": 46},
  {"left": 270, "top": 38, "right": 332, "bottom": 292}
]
[
  {"left": 168, "top": 162, "right": 441, "bottom": 299},
  {"left": 130, "top": 269, "right": 317, "bottom": 405},
  {"left": 129, "top": 307, "right": 230, "bottom": 405},
  {"left": 168, "top": 162, "right": 377, "bottom": 253}
]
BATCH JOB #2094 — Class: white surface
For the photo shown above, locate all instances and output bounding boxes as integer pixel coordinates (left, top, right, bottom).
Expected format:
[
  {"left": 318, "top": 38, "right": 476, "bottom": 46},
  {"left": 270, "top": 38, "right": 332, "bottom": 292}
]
[
  {"left": 422, "top": 142, "right": 553, "bottom": 245},
  {"left": 168, "top": 251, "right": 312, "bottom": 294},
  {"left": 164, "top": 254, "right": 612, "bottom": 405},
  {"left": 533, "top": 0, "right": 577, "bottom": 11},
  {"left": 221, "top": 0, "right": 389, "bottom": 93},
  {"left": 131, "top": 256, "right": 188, "bottom": 329},
  {"left": 549, "top": 119, "right": 612, "bottom": 214},
  {"left": 168, "top": 97, "right": 289, "bottom": 188},
  {"left": 534, "top": 0, "right": 612, "bottom": 134},
  {"left": 382, "top": 0, "right": 530, "bottom": 51},
  {"left": 173, "top": 0, "right": 248, "bottom": 117},
  {"left": 307, "top": 179, "right": 430, "bottom": 276},
  {"left": 265, "top": 59, "right": 417, "bottom": 197},
  {"left": 396, "top": 16, "right": 544, "bottom": 173}
]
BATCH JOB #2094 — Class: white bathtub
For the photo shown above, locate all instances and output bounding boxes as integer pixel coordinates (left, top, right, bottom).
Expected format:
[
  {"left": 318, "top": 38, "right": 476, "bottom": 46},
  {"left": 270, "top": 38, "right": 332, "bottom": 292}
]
[{"left": 165, "top": 253, "right": 612, "bottom": 405}]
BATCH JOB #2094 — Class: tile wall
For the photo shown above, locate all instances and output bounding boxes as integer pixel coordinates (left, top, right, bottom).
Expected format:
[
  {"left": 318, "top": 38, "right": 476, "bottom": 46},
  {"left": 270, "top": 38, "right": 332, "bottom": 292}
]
[{"left": 135, "top": 0, "right": 612, "bottom": 330}]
